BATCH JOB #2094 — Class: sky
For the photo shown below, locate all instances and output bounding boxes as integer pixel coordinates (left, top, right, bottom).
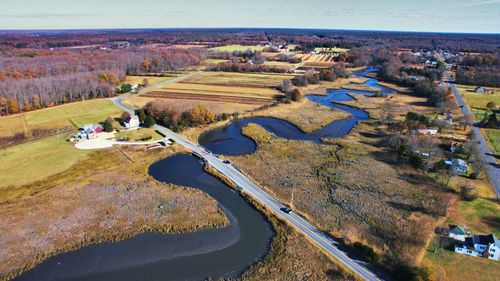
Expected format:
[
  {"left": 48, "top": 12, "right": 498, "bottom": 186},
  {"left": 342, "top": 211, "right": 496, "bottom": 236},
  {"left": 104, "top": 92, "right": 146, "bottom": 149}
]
[{"left": 0, "top": 0, "right": 499, "bottom": 33}]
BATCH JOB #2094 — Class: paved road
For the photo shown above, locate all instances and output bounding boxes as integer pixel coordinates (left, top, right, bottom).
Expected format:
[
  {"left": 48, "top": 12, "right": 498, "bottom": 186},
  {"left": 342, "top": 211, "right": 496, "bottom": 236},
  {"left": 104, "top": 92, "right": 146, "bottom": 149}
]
[
  {"left": 445, "top": 73, "right": 500, "bottom": 198},
  {"left": 112, "top": 74, "right": 385, "bottom": 281}
]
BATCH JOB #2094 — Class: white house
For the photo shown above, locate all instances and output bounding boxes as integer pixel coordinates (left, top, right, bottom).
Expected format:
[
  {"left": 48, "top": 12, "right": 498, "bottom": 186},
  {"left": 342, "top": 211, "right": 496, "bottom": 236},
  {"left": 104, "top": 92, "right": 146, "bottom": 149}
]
[
  {"left": 125, "top": 115, "right": 140, "bottom": 128},
  {"left": 444, "top": 158, "right": 468, "bottom": 174},
  {"left": 475, "top": 87, "right": 487, "bottom": 93},
  {"left": 455, "top": 234, "right": 496, "bottom": 257},
  {"left": 448, "top": 225, "right": 469, "bottom": 241},
  {"left": 418, "top": 128, "right": 438, "bottom": 135},
  {"left": 488, "top": 239, "right": 500, "bottom": 261}
]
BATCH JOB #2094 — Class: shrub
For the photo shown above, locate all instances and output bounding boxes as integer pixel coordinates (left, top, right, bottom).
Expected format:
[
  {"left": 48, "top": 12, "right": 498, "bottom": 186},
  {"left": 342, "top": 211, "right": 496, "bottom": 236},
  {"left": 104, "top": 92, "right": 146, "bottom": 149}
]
[
  {"left": 103, "top": 117, "right": 114, "bottom": 132},
  {"left": 352, "top": 242, "right": 379, "bottom": 263},
  {"left": 460, "top": 184, "right": 478, "bottom": 201},
  {"left": 409, "top": 152, "right": 425, "bottom": 169},
  {"left": 143, "top": 115, "right": 156, "bottom": 128},
  {"left": 136, "top": 109, "right": 146, "bottom": 123},
  {"left": 119, "top": 83, "right": 132, "bottom": 93}
]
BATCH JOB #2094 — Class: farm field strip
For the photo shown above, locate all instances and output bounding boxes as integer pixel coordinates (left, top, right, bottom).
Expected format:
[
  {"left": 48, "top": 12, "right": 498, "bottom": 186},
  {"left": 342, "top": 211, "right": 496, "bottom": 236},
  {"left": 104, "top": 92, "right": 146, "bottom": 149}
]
[
  {"left": 182, "top": 72, "right": 294, "bottom": 86},
  {"left": 142, "top": 92, "right": 273, "bottom": 105},
  {"left": 208, "top": 45, "right": 266, "bottom": 52},
  {"left": 152, "top": 88, "right": 278, "bottom": 99}
]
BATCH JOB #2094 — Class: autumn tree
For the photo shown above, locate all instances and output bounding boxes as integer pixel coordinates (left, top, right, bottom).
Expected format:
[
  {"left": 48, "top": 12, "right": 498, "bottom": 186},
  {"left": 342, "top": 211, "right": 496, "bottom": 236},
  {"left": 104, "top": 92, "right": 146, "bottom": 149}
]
[
  {"left": 23, "top": 100, "right": 33, "bottom": 112},
  {"left": 190, "top": 105, "right": 215, "bottom": 125},
  {"left": 486, "top": 101, "right": 496, "bottom": 110},
  {"left": 32, "top": 95, "right": 41, "bottom": 109},
  {"left": 142, "top": 59, "right": 151, "bottom": 73},
  {"left": 7, "top": 98, "right": 19, "bottom": 114},
  {"left": 142, "top": 78, "right": 149, "bottom": 87},
  {"left": 290, "top": 89, "right": 303, "bottom": 102},
  {"left": 121, "top": 111, "right": 131, "bottom": 122}
]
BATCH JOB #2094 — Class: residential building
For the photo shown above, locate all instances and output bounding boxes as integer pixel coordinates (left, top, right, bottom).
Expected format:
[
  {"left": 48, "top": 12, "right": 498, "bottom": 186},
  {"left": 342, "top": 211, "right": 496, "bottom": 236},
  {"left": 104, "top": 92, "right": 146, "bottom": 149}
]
[
  {"left": 488, "top": 239, "right": 500, "bottom": 261},
  {"left": 417, "top": 128, "right": 438, "bottom": 135},
  {"left": 455, "top": 234, "right": 496, "bottom": 257},
  {"left": 475, "top": 87, "right": 487, "bottom": 93},
  {"left": 444, "top": 158, "right": 468, "bottom": 174},
  {"left": 76, "top": 124, "right": 104, "bottom": 140},
  {"left": 448, "top": 225, "right": 469, "bottom": 241},
  {"left": 125, "top": 115, "right": 140, "bottom": 128}
]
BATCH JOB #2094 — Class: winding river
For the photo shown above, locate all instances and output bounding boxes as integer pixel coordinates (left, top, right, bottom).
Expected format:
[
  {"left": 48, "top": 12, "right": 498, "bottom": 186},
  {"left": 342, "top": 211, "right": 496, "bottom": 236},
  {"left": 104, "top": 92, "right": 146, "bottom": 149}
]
[{"left": 14, "top": 67, "right": 395, "bottom": 281}]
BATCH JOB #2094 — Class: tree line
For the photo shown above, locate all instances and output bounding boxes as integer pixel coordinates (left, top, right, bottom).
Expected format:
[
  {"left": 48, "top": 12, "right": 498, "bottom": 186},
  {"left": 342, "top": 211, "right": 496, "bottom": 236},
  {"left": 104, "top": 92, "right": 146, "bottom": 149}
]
[{"left": 0, "top": 48, "right": 204, "bottom": 115}]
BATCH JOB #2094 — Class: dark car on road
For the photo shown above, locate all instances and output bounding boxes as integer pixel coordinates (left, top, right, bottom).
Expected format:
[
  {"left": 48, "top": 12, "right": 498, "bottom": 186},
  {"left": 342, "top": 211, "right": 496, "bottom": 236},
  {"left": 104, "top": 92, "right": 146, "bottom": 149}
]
[
  {"left": 223, "top": 160, "right": 230, "bottom": 164},
  {"left": 280, "top": 207, "right": 292, "bottom": 214}
]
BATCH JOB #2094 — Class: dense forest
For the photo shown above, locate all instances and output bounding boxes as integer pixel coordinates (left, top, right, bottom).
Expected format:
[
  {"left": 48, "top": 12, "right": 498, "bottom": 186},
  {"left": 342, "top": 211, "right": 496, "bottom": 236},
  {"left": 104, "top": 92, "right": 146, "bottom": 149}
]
[
  {"left": 0, "top": 47, "right": 204, "bottom": 115},
  {"left": 0, "top": 29, "right": 498, "bottom": 115}
]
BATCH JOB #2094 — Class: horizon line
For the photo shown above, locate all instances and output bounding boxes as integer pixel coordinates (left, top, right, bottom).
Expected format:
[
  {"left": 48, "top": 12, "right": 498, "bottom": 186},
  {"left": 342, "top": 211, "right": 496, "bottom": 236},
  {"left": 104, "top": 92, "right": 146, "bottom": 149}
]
[{"left": 0, "top": 27, "right": 499, "bottom": 36}]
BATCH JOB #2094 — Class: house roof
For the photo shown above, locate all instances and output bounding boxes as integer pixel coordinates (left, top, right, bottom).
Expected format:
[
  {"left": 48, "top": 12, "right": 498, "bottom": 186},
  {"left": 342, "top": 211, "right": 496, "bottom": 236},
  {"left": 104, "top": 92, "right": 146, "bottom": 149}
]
[
  {"left": 473, "top": 234, "right": 495, "bottom": 245},
  {"left": 449, "top": 225, "right": 468, "bottom": 236},
  {"left": 452, "top": 158, "right": 467, "bottom": 167},
  {"left": 126, "top": 115, "right": 139, "bottom": 122}
]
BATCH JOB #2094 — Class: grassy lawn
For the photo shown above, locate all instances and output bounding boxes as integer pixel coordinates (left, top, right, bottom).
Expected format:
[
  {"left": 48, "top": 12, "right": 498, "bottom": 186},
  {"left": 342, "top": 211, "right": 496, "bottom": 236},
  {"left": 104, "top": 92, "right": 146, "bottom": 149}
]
[
  {"left": 0, "top": 134, "right": 91, "bottom": 189},
  {"left": 209, "top": 45, "right": 266, "bottom": 52},
  {"left": 115, "top": 128, "right": 164, "bottom": 142},
  {"left": 0, "top": 99, "right": 123, "bottom": 138},
  {"left": 422, "top": 170, "right": 500, "bottom": 280},
  {"left": 424, "top": 248, "right": 500, "bottom": 281},
  {"left": 482, "top": 128, "right": 500, "bottom": 154},
  {"left": 457, "top": 84, "right": 500, "bottom": 109}
]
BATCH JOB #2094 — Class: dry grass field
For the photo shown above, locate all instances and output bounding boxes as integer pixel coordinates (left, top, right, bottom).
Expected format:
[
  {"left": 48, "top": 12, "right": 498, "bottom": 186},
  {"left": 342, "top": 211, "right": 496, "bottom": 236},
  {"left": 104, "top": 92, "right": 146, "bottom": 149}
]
[
  {"left": 238, "top": 214, "right": 352, "bottom": 281},
  {"left": 133, "top": 72, "right": 294, "bottom": 113},
  {"left": 219, "top": 90, "right": 452, "bottom": 271},
  {"left": 0, "top": 146, "right": 227, "bottom": 280},
  {"left": 295, "top": 54, "right": 336, "bottom": 68},
  {"left": 209, "top": 45, "right": 266, "bottom": 52},
  {"left": 229, "top": 123, "right": 448, "bottom": 266},
  {"left": 263, "top": 61, "right": 297, "bottom": 71},
  {"left": 253, "top": 99, "right": 350, "bottom": 133},
  {"left": 124, "top": 74, "right": 183, "bottom": 86}
]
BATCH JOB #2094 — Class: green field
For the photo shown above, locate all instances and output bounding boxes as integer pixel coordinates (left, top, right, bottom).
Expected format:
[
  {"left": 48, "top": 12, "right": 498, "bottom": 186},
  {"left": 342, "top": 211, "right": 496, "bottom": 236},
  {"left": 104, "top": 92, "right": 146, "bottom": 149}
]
[
  {"left": 209, "top": 45, "right": 266, "bottom": 52},
  {"left": 0, "top": 134, "right": 91, "bottom": 189},
  {"left": 457, "top": 84, "right": 500, "bottom": 109},
  {"left": 483, "top": 129, "right": 500, "bottom": 154},
  {"left": 0, "top": 99, "right": 123, "bottom": 138},
  {"left": 115, "top": 128, "right": 164, "bottom": 142}
]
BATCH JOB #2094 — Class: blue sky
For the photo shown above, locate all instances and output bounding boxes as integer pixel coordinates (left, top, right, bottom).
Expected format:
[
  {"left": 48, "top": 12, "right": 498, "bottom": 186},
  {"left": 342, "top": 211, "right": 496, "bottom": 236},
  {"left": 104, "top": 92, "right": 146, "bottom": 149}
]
[{"left": 1, "top": 0, "right": 499, "bottom": 33}]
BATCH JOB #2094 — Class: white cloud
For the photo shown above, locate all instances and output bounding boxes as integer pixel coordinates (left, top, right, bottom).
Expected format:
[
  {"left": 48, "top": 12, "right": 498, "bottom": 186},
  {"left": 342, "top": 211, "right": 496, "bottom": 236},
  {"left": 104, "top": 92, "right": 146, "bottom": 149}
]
[{"left": 462, "top": 0, "right": 500, "bottom": 6}]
